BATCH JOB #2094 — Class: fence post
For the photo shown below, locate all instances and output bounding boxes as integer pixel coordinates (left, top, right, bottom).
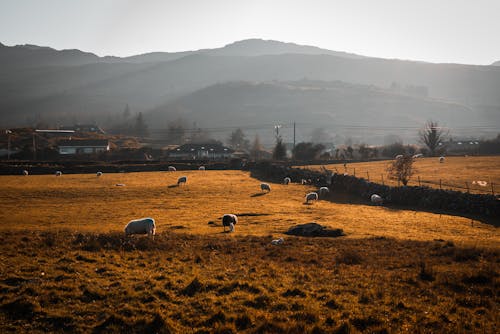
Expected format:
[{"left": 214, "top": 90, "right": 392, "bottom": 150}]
[
  {"left": 465, "top": 181, "right": 469, "bottom": 193},
  {"left": 439, "top": 179, "right": 442, "bottom": 190},
  {"left": 353, "top": 168, "right": 356, "bottom": 177},
  {"left": 491, "top": 182, "right": 495, "bottom": 196},
  {"left": 366, "top": 171, "right": 370, "bottom": 181},
  {"left": 418, "top": 176, "right": 421, "bottom": 187},
  {"left": 381, "top": 174, "right": 384, "bottom": 186}
]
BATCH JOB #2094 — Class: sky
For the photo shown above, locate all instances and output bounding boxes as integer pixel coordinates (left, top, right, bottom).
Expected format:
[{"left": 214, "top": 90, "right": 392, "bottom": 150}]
[{"left": 0, "top": 0, "right": 499, "bottom": 65}]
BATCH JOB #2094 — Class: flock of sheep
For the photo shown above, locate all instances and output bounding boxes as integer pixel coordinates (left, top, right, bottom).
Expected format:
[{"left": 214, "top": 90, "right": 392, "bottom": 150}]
[{"left": 21, "top": 156, "right": 447, "bottom": 239}]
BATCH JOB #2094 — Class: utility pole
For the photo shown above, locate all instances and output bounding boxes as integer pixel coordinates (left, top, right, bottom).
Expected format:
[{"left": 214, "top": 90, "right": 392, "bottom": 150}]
[
  {"left": 293, "top": 122, "right": 296, "bottom": 151},
  {"left": 6, "top": 129, "right": 12, "bottom": 160},
  {"left": 32, "top": 131, "right": 36, "bottom": 161}
]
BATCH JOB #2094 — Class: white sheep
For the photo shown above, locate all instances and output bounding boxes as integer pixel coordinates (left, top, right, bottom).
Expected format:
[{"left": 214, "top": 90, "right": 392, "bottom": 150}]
[
  {"left": 22, "top": 170, "right": 29, "bottom": 176},
  {"left": 198, "top": 166, "right": 205, "bottom": 171},
  {"left": 283, "top": 177, "right": 291, "bottom": 185},
  {"left": 305, "top": 192, "right": 319, "bottom": 203},
  {"left": 395, "top": 154, "right": 403, "bottom": 160},
  {"left": 55, "top": 171, "right": 62, "bottom": 176},
  {"left": 124, "top": 217, "right": 156, "bottom": 237},
  {"left": 168, "top": 166, "right": 176, "bottom": 171},
  {"left": 261, "top": 183, "right": 271, "bottom": 192},
  {"left": 412, "top": 153, "right": 423, "bottom": 159},
  {"left": 439, "top": 156, "right": 445, "bottom": 163},
  {"left": 222, "top": 214, "right": 238, "bottom": 232},
  {"left": 301, "top": 179, "right": 307, "bottom": 185},
  {"left": 96, "top": 171, "right": 103, "bottom": 177},
  {"left": 319, "top": 187, "right": 330, "bottom": 196},
  {"left": 177, "top": 176, "right": 187, "bottom": 186},
  {"left": 115, "top": 183, "right": 126, "bottom": 186},
  {"left": 371, "top": 194, "right": 383, "bottom": 205},
  {"left": 271, "top": 237, "right": 284, "bottom": 245}
]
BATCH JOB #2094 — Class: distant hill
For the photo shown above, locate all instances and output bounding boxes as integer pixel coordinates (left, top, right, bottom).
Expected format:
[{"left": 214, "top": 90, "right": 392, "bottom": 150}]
[
  {"left": 0, "top": 39, "right": 499, "bottom": 142},
  {"left": 146, "top": 80, "right": 480, "bottom": 143},
  {"left": 492, "top": 61, "right": 500, "bottom": 66}
]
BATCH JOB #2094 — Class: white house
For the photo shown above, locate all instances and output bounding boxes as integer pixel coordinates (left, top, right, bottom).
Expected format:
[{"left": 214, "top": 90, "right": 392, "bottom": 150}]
[{"left": 58, "top": 139, "right": 110, "bottom": 155}]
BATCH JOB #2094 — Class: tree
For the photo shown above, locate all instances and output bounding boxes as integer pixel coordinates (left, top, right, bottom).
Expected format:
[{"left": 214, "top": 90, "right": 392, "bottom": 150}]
[
  {"left": 293, "top": 142, "right": 325, "bottom": 161},
  {"left": 228, "top": 128, "right": 249, "bottom": 150},
  {"left": 134, "top": 112, "right": 149, "bottom": 137},
  {"left": 123, "top": 104, "right": 131, "bottom": 119},
  {"left": 250, "top": 134, "right": 263, "bottom": 160},
  {"left": 387, "top": 155, "right": 414, "bottom": 186},
  {"left": 419, "top": 120, "right": 447, "bottom": 156},
  {"left": 273, "top": 137, "right": 287, "bottom": 160},
  {"left": 166, "top": 118, "right": 187, "bottom": 144}
]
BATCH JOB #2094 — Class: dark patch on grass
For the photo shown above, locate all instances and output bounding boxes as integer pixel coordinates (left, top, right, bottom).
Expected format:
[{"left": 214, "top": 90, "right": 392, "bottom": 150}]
[
  {"left": 336, "top": 249, "right": 363, "bottom": 265},
  {"left": 0, "top": 298, "right": 41, "bottom": 319},
  {"left": 181, "top": 277, "right": 204, "bottom": 297},
  {"left": 350, "top": 315, "right": 383, "bottom": 331},
  {"left": 282, "top": 288, "right": 306, "bottom": 298},
  {"left": 218, "top": 282, "right": 261, "bottom": 296},
  {"left": 243, "top": 295, "right": 271, "bottom": 310},
  {"left": 234, "top": 314, "right": 253, "bottom": 330}
]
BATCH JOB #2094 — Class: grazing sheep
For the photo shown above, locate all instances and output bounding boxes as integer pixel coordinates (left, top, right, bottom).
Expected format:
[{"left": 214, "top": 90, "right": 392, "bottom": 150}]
[
  {"left": 271, "top": 237, "right": 284, "bottom": 245},
  {"left": 284, "top": 177, "right": 291, "bottom": 185},
  {"left": 22, "top": 170, "right": 29, "bottom": 176},
  {"left": 261, "top": 183, "right": 271, "bottom": 192},
  {"left": 124, "top": 217, "right": 156, "bottom": 237},
  {"left": 198, "top": 166, "right": 205, "bottom": 171},
  {"left": 222, "top": 214, "right": 238, "bottom": 232},
  {"left": 168, "top": 166, "right": 176, "bottom": 171},
  {"left": 177, "top": 176, "right": 187, "bottom": 186},
  {"left": 55, "top": 171, "right": 62, "bottom": 176},
  {"left": 301, "top": 179, "right": 307, "bottom": 185},
  {"left": 439, "top": 156, "right": 445, "bottom": 163},
  {"left": 115, "top": 183, "right": 126, "bottom": 186},
  {"left": 395, "top": 154, "right": 403, "bottom": 160},
  {"left": 96, "top": 171, "right": 103, "bottom": 177},
  {"left": 305, "top": 192, "right": 319, "bottom": 203},
  {"left": 319, "top": 187, "right": 330, "bottom": 196},
  {"left": 412, "top": 153, "right": 423, "bottom": 159},
  {"left": 371, "top": 194, "right": 383, "bottom": 205}
]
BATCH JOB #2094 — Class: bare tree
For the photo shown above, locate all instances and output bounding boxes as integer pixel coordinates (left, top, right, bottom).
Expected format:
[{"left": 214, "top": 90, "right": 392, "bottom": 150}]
[
  {"left": 419, "top": 120, "right": 447, "bottom": 156},
  {"left": 250, "top": 134, "right": 262, "bottom": 160},
  {"left": 387, "top": 155, "right": 414, "bottom": 186}
]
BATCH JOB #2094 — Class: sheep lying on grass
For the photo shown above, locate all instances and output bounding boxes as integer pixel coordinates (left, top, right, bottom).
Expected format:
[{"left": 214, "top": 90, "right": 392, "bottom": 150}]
[
  {"left": 198, "top": 166, "right": 205, "bottom": 171},
  {"left": 261, "top": 183, "right": 271, "bottom": 192},
  {"left": 22, "top": 170, "right": 29, "bottom": 176},
  {"left": 177, "top": 176, "right": 187, "bottom": 186},
  {"left": 96, "top": 171, "right": 103, "bottom": 177},
  {"left": 125, "top": 217, "right": 156, "bottom": 237},
  {"left": 371, "top": 194, "right": 383, "bottom": 205},
  {"left": 55, "top": 171, "right": 62, "bottom": 176},
  {"left": 168, "top": 166, "right": 176, "bottom": 171},
  {"left": 305, "top": 192, "right": 318, "bottom": 204},
  {"left": 439, "top": 156, "right": 445, "bottom": 163},
  {"left": 222, "top": 214, "right": 238, "bottom": 232},
  {"left": 284, "top": 177, "right": 291, "bottom": 185}
]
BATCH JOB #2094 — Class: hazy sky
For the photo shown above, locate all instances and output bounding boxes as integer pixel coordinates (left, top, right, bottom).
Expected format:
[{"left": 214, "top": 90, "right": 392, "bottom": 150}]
[{"left": 0, "top": 0, "right": 498, "bottom": 65}]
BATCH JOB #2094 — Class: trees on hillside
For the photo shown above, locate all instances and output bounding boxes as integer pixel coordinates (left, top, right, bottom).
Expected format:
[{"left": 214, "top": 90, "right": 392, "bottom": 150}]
[
  {"left": 292, "top": 142, "right": 325, "bottom": 160},
  {"left": 419, "top": 120, "right": 447, "bottom": 156},
  {"left": 228, "top": 128, "right": 249, "bottom": 150},
  {"left": 273, "top": 137, "right": 287, "bottom": 160}
]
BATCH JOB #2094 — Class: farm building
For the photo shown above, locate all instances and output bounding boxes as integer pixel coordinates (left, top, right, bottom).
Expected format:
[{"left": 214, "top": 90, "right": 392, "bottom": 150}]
[
  {"left": 167, "top": 143, "right": 234, "bottom": 160},
  {"left": 57, "top": 139, "right": 110, "bottom": 155}
]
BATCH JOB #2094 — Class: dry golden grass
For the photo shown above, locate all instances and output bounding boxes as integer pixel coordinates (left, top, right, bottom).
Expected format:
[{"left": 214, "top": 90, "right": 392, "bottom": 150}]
[
  {"left": 0, "top": 170, "right": 497, "bottom": 246},
  {"left": 302, "top": 156, "right": 500, "bottom": 195},
  {"left": 0, "top": 169, "right": 499, "bottom": 333}
]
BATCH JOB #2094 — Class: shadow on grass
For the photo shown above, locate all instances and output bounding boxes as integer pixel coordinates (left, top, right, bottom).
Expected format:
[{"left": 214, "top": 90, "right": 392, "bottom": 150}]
[
  {"left": 167, "top": 184, "right": 178, "bottom": 188},
  {"left": 251, "top": 192, "right": 267, "bottom": 197}
]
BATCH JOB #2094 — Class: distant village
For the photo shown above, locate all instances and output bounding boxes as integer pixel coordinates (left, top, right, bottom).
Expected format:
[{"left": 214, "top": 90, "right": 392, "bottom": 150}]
[{"left": 1, "top": 122, "right": 499, "bottom": 163}]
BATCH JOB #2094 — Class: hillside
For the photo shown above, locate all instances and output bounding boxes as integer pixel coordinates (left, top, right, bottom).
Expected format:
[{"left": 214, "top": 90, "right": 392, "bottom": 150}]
[
  {"left": 146, "top": 80, "right": 483, "bottom": 143},
  {"left": 1, "top": 39, "right": 499, "bottom": 140}
]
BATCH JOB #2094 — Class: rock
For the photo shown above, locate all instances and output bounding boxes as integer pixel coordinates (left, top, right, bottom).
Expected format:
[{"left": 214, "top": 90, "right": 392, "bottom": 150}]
[{"left": 285, "top": 223, "right": 345, "bottom": 237}]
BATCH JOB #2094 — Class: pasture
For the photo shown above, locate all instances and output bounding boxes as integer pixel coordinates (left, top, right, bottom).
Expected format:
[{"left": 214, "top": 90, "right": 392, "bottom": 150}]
[
  {"left": 303, "top": 156, "right": 500, "bottom": 195},
  {"left": 0, "top": 170, "right": 498, "bottom": 333}
]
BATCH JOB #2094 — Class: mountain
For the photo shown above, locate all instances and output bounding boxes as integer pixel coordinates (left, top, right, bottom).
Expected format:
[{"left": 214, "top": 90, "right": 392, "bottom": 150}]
[
  {"left": 146, "top": 80, "right": 479, "bottom": 144},
  {"left": 122, "top": 38, "right": 365, "bottom": 63},
  {"left": 492, "top": 61, "right": 500, "bottom": 66},
  {"left": 0, "top": 39, "right": 499, "bottom": 142}
]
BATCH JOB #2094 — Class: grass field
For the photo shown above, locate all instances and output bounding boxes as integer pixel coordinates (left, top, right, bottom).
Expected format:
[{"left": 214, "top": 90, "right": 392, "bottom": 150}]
[
  {"left": 302, "top": 156, "right": 500, "bottom": 195},
  {"left": 0, "top": 169, "right": 499, "bottom": 333}
]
